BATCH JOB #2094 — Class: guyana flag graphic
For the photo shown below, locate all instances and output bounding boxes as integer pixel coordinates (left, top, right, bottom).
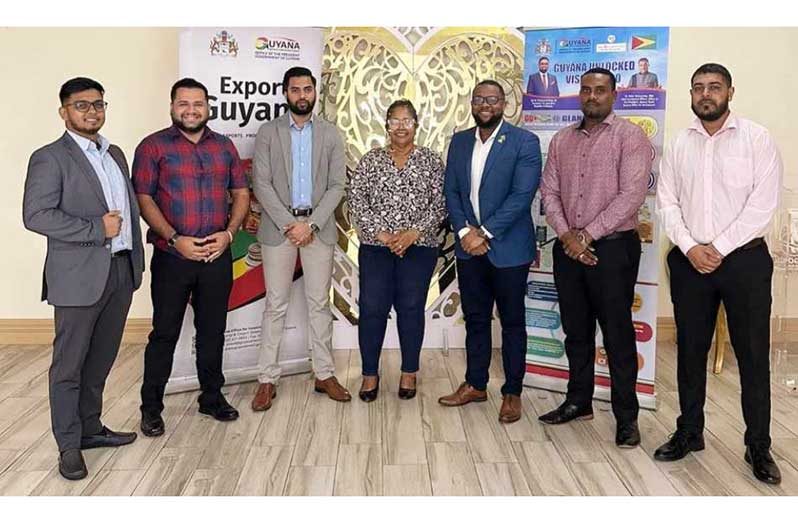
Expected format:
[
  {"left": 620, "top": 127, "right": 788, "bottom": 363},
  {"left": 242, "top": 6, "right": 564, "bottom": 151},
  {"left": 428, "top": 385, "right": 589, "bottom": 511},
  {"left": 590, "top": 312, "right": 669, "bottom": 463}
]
[{"left": 631, "top": 35, "right": 657, "bottom": 50}]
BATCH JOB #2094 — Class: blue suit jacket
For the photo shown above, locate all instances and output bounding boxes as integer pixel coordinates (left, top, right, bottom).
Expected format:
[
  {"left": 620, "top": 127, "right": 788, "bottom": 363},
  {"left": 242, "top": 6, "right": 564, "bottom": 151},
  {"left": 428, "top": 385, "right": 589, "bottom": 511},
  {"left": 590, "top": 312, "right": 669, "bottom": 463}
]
[
  {"left": 526, "top": 73, "right": 560, "bottom": 97},
  {"left": 443, "top": 122, "right": 542, "bottom": 268}
]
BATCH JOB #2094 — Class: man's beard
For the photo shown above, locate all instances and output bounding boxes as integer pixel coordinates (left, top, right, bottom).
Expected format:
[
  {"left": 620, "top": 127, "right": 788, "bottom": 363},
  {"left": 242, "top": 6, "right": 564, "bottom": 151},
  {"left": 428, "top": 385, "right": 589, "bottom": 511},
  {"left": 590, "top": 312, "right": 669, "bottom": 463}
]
[
  {"left": 472, "top": 111, "right": 502, "bottom": 130},
  {"left": 289, "top": 97, "right": 316, "bottom": 116},
  {"left": 692, "top": 98, "right": 729, "bottom": 122},
  {"left": 171, "top": 113, "right": 209, "bottom": 133}
]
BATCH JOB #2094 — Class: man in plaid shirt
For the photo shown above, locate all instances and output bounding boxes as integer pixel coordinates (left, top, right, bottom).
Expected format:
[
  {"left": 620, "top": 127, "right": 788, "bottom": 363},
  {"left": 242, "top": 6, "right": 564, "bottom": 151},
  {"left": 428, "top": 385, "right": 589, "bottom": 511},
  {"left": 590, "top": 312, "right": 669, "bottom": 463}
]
[{"left": 132, "top": 78, "right": 250, "bottom": 437}]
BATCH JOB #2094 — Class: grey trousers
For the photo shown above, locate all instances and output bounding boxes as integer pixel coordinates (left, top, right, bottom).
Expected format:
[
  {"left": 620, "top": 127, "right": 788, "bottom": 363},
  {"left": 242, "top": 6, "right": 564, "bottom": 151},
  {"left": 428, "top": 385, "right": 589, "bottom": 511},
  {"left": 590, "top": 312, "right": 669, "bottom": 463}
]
[{"left": 50, "top": 256, "right": 133, "bottom": 451}]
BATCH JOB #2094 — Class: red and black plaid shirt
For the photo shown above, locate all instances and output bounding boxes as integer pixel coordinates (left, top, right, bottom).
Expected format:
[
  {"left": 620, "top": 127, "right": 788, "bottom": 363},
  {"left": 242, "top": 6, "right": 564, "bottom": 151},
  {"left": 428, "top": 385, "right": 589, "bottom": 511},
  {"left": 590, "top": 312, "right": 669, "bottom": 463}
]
[{"left": 132, "top": 125, "right": 248, "bottom": 254}]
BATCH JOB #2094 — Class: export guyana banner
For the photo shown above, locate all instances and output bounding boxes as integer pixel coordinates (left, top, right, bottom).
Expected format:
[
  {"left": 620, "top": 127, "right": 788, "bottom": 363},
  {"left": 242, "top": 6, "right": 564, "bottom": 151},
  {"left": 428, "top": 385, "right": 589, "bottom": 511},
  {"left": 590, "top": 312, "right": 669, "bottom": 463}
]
[
  {"left": 165, "top": 27, "right": 324, "bottom": 393},
  {"left": 521, "top": 27, "right": 669, "bottom": 409}
]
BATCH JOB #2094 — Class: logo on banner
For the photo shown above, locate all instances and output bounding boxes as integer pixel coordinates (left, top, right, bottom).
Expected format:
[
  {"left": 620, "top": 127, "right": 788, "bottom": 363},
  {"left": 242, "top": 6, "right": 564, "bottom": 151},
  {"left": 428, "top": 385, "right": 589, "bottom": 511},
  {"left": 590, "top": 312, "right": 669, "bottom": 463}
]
[
  {"left": 535, "top": 38, "right": 553, "bottom": 55},
  {"left": 596, "top": 34, "right": 627, "bottom": 53},
  {"left": 631, "top": 35, "right": 657, "bottom": 50},
  {"left": 557, "top": 37, "right": 591, "bottom": 54},
  {"left": 209, "top": 30, "right": 239, "bottom": 57},
  {"left": 254, "top": 36, "right": 302, "bottom": 61}
]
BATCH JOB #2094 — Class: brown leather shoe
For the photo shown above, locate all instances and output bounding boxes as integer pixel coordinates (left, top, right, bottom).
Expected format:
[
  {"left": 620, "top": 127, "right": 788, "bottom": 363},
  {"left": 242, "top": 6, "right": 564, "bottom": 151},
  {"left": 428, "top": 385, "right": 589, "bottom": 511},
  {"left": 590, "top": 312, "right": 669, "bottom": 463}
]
[
  {"left": 251, "top": 383, "right": 276, "bottom": 411},
  {"left": 438, "top": 382, "right": 487, "bottom": 406},
  {"left": 314, "top": 376, "right": 352, "bottom": 402},
  {"left": 498, "top": 394, "right": 522, "bottom": 423}
]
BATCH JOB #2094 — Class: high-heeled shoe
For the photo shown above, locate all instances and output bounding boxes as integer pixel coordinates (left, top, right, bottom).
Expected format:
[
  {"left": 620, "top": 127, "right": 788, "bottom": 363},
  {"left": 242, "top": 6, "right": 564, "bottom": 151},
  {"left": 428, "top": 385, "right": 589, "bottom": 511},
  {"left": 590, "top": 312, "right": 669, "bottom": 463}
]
[
  {"left": 398, "top": 373, "right": 417, "bottom": 400},
  {"left": 359, "top": 376, "right": 380, "bottom": 402}
]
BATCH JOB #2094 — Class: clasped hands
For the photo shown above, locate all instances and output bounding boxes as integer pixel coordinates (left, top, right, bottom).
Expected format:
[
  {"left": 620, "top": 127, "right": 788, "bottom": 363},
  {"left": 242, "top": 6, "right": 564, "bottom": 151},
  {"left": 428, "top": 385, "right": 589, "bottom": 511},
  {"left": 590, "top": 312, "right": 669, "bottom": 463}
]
[
  {"left": 560, "top": 229, "right": 598, "bottom": 266},
  {"left": 377, "top": 229, "right": 420, "bottom": 257},
  {"left": 460, "top": 225, "right": 490, "bottom": 256},
  {"left": 283, "top": 221, "right": 314, "bottom": 247},
  {"left": 174, "top": 230, "right": 233, "bottom": 263},
  {"left": 686, "top": 244, "right": 723, "bottom": 274}
]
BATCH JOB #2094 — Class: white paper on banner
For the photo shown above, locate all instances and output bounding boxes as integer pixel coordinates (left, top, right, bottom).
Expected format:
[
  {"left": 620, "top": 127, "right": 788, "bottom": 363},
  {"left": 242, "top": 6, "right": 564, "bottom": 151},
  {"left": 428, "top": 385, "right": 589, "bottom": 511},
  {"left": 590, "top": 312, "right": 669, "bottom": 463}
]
[{"left": 166, "top": 27, "right": 323, "bottom": 393}]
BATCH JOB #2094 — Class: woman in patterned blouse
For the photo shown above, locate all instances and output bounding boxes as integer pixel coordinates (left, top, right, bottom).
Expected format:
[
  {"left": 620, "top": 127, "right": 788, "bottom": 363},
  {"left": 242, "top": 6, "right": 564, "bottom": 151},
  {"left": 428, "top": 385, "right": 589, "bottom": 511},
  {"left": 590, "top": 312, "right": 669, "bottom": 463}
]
[{"left": 348, "top": 99, "right": 447, "bottom": 402}]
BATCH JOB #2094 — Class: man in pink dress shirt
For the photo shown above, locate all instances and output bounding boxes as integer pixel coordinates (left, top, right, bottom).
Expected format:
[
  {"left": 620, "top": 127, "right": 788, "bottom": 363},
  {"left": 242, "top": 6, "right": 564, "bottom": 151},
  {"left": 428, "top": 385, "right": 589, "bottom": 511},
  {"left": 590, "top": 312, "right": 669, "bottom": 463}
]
[
  {"left": 538, "top": 68, "right": 652, "bottom": 448},
  {"left": 654, "top": 63, "right": 783, "bottom": 485}
]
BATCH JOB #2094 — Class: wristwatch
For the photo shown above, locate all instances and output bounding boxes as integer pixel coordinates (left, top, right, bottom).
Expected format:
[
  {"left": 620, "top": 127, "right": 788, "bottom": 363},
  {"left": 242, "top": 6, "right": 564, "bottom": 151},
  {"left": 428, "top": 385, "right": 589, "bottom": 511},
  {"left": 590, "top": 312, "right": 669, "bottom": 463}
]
[
  {"left": 167, "top": 232, "right": 179, "bottom": 247},
  {"left": 309, "top": 222, "right": 320, "bottom": 233}
]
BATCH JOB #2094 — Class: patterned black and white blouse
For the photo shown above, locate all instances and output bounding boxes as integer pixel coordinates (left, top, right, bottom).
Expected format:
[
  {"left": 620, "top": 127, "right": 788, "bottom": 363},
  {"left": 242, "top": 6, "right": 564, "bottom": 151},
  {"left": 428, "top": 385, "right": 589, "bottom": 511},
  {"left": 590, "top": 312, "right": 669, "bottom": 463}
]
[{"left": 348, "top": 146, "right": 447, "bottom": 248}]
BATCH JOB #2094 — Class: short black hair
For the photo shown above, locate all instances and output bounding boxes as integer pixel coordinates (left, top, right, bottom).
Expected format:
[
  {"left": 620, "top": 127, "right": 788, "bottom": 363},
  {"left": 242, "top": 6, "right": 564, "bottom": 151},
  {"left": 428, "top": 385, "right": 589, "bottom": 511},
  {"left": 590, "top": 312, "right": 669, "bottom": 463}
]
[
  {"left": 691, "top": 63, "right": 733, "bottom": 88},
  {"left": 282, "top": 66, "right": 317, "bottom": 92},
  {"left": 581, "top": 67, "right": 616, "bottom": 91},
  {"left": 474, "top": 79, "right": 505, "bottom": 98},
  {"left": 638, "top": 57, "right": 650, "bottom": 64},
  {"left": 538, "top": 56, "right": 550, "bottom": 64},
  {"left": 170, "top": 78, "right": 208, "bottom": 102},
  {"left": 385, "top": 99, "right": 418, "bottom": 128},
  {"left": 59, "top": 77, "right": 104, "bottom": 104}
]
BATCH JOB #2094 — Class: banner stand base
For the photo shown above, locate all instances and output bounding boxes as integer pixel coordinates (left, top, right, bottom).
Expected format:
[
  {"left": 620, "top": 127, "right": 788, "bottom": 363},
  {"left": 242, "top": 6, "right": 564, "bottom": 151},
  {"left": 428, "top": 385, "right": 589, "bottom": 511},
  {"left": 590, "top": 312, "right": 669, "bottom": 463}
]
[
  {"left": 165, "top": 357, "right": 313, "bottom": 395},
  {"left": 524, "top": 373, "right": 657, "bottom": 410}
]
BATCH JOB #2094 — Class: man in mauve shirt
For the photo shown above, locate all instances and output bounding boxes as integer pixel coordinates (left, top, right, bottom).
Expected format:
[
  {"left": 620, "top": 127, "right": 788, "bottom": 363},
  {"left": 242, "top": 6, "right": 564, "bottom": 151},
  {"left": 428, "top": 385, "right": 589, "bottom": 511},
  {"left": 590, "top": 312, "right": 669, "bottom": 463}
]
[
  {"left": 539, "top": 67, "right": 652, "bottom": 448},
  {"left": 655, "top": 63, "right": 783, "bottom": 485}
]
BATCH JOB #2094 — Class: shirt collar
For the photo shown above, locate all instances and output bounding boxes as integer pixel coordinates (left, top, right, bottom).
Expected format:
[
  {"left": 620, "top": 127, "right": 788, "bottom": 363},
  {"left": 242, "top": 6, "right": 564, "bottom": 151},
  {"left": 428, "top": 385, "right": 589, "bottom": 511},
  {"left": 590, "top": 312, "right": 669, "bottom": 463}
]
[
  {"left": 168, "top": 123, "right": 213, "bottom": 143},
  {"left": 577, "top": 112, "right": 616, "bottom": 132},
  {"left": 474, "top": 120, "right": 504, "bottom": 144},
  {"left": 289, "top": 113, "right": 313, "bottom": 130},
  {"left": 67, "top": 129, "right": 108, "bottom": 154},
  {"left": 688, "top": 111, "right": 738, "bottom": 137}
]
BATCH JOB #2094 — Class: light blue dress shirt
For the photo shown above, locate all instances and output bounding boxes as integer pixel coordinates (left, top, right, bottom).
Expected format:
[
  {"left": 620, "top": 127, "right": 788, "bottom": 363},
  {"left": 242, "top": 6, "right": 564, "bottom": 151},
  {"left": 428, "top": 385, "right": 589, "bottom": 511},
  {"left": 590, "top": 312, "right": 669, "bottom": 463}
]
[
  {"left": 67, "top": 130, "right": 132, "bottom": 253},
  {"left": 289, "top": 115, "right": 313, "bottom": 209}
]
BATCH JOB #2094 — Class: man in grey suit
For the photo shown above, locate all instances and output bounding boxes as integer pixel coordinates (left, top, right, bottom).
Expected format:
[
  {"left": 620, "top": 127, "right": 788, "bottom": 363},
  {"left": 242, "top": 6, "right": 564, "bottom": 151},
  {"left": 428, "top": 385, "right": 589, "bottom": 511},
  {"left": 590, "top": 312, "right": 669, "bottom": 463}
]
[
  {"left": 23, "top": 77, "right": 144, "bottom": 480},
  {"left": 250, "top": 66, "right": 350, "bottom": 410}
]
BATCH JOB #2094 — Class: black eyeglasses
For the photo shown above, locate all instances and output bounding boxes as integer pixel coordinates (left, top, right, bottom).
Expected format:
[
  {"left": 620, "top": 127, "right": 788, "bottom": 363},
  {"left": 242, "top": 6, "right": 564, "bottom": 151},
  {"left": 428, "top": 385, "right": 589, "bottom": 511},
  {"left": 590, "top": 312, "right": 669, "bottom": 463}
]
[
  {"left": 471, "top": 96, "right": 504, "bottom": 106},
  {"left": 64, "top": 100, "right": 108, "bottom": 113}
]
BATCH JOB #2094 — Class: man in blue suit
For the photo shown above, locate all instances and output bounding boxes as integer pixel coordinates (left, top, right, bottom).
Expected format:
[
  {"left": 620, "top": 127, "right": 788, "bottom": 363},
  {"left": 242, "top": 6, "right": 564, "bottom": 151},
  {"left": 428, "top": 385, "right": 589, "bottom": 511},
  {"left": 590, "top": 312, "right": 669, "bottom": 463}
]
[
  {"left": 527, "top": 57, "right": 560, "bottom": 97},
  {"left": 438, "top": 80, "right": 542, "bottom": 424}
]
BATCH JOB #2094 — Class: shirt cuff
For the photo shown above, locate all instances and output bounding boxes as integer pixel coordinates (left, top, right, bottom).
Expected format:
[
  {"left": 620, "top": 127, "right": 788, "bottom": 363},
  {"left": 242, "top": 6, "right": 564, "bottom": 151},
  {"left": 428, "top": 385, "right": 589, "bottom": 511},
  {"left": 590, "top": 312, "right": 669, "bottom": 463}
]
[
  {"left": 711, "top": 236, "right": 734, "bottom": 258},
  {"left": 458, "top": 227, "right": 471, "bottom": 239},
  {"left": 583, "top": 223, "right": 604, "bottom": 243},
  {"left": 677, "top": 235, "right": 700, "bottom": 256},
  {"left": 480, "top": 226, "right": 494, "bottom": 240}
]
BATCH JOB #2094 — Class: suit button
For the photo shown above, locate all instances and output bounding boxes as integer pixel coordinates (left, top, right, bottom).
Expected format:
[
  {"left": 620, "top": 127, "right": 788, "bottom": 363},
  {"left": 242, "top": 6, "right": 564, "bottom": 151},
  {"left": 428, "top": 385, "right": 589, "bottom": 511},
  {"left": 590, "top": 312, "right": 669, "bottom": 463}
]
[{"left": 106, "top": 245, "right": 111, "bottom": 249}]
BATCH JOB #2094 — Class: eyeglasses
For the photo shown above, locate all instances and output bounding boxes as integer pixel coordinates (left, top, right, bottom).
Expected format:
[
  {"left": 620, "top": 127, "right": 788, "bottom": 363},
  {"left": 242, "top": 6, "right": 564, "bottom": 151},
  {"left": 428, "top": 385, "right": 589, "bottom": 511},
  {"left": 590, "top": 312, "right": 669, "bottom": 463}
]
[
  {"left": 471, "top": 96, "right": 504, "bottom": 106},
  {"left": 64, "top": 100, "right": 108, "bottom": 113},
  {"left": 387, "top": 118, "right": 416, "bottom": 129},
  {"left": 690, "top": 84, "right": 724, "bottom": 95}
]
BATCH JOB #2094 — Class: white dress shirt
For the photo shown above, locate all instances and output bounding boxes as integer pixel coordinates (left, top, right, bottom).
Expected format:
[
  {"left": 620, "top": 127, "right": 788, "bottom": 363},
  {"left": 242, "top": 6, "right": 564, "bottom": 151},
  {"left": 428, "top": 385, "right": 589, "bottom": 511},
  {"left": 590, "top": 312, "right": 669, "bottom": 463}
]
[
  {"left": 458, "top": 122, "right": 503, "bottom": 240},
  {"left": 656, "top": 113, "right": 782, "bottom": 257}
]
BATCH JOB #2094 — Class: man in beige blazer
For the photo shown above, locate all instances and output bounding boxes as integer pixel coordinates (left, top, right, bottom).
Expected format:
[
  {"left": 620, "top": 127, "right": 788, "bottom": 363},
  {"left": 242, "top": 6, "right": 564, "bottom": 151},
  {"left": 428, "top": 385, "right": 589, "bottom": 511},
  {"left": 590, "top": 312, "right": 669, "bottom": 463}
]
[{"left": 251, "top": 66, "right": 350, "bottom": 409}]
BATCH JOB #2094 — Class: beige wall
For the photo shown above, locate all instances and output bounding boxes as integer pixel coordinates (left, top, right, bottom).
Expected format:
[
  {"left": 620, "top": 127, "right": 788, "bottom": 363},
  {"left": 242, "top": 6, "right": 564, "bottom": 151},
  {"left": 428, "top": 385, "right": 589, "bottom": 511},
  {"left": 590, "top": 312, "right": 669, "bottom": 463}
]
[{"left": 1, "top": 27, "right": 797, "bottom": 320}]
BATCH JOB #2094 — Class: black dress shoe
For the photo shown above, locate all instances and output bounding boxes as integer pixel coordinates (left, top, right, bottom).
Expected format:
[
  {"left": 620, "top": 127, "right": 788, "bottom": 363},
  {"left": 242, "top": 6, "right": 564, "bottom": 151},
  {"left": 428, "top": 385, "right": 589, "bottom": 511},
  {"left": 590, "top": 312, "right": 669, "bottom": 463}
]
[
  {"left": 81, "top": 426, "right": 137, "bottom": 449},
  {"left": 745, "top": 445, "right": 782, "bottom": 485},
  {"left": 653, "top": 430, "right": 705, "bottom": 461},
  {"left": 616, "top": 421, "right": 641, "bottom": 448},
  {"left": 359, "top": 377, "right": 380, "bottom": 403},
  {"left": 199, "top": 396, "right": 240, "bottom": 422},
  {"left": 398, "top": 375, "right": 416, "bottom": 400},
  {"left": 140, "top": 411, "right": 165, "bottom": 438},
  {"left": 58, "top": 449, "right": 88, "bottom": 480},
  {"left": 538, "top": 402, "right": 594, "bottom": 425}
]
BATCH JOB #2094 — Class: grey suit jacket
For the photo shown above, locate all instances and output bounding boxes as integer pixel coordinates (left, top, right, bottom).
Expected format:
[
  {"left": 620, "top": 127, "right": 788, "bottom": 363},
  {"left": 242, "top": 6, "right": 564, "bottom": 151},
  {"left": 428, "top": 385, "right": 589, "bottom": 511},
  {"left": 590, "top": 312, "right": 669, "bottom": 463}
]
[
  {"left": 23, "top": 132, "right": 145, "bottom": 307},
  {"left": 252, "top": 113, "right": 347, "bottom": 246}
]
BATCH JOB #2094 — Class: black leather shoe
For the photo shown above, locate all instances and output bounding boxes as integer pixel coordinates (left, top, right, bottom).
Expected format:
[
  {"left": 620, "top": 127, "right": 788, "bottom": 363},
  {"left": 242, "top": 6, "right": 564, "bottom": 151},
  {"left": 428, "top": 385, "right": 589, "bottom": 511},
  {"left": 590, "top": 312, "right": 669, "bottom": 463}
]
[
  {"left": 81, "top": 426, "right": 137, "bottom": 449},
  {"left": 538, "top": 402, "right": 594, "bottom": 425},
  {"left": 653, "top": 430, "right": 705, "bottom": 461},
  {"left": 398, "top": 374, "right": 416, "bottom": 400},
  {"left": 359, "top": 377, "right": 380, "bottom": 403},
  {"left": 745, "top": 445, "right": 782, "bottom": 485},
  {"left": 140, "top": 411, "right": 165, "bottom": 438},
  {"left": 58, "top": 449, "right": 88, "bottom": 480},
  {"left": 199, "top": 396, "right": 240, "bottom": 422},
  {"left": 616, "top": 421, "right": 641, "bottom": 448}
]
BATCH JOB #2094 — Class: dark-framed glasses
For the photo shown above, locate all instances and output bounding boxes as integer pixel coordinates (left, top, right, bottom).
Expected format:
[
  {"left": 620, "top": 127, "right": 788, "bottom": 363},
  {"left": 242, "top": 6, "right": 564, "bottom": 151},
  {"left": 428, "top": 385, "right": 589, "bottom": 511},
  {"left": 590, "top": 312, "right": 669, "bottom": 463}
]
[
  {"left": 471, "top": 96, "right": 504, "bottom": 106},
  {"left": 690, "top": 84, "right": 724, "bottom": 95},
  {"left": 65, "top": 100, "right": 108, "bottom": 113},
  {"left": 387, "top": 118, "right": 416, "bottom": 129}
]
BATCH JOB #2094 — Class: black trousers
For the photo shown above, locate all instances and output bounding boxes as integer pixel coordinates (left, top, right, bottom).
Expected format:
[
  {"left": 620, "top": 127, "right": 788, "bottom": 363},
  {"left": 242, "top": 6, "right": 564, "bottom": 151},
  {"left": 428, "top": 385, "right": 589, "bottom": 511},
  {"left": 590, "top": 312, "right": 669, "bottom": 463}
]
[
  {"left": 140, "top": 248, "right": 233, "bottom": 415},
  {"left": 456, "top": 255, "right": 530, "bottom": 396},
  {"left": 51, "top": 256, "right": 133, "bottom": 451},
  {"left": 552, "top": 234, "right": 641, "bottom": 423},
  {"left": 668, "top": 243, "right": 773, "bottom": 446}
]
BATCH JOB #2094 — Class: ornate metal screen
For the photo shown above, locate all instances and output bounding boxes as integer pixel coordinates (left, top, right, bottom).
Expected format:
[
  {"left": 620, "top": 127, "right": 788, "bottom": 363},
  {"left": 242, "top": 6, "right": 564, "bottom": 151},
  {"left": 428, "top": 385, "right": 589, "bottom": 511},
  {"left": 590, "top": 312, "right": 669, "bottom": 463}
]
[{"left": 319, "top": 27, "right": 525, "bottom": 348}]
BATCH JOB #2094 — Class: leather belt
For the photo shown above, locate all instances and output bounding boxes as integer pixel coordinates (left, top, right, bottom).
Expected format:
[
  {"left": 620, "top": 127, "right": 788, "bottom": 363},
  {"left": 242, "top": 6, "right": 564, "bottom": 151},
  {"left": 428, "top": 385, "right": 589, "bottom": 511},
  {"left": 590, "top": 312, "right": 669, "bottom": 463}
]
[
  {"left": 732, "top": 237, "right": 764, "bottom": 254},
  {"left": 291, "top": 208, "right": 312, "bottom": 217},
  {"left": 595, "top": 229, "right": 638, "bottom": 243},
  {"left": 111, "top": 249, "right": 131, "bottom": 258}
]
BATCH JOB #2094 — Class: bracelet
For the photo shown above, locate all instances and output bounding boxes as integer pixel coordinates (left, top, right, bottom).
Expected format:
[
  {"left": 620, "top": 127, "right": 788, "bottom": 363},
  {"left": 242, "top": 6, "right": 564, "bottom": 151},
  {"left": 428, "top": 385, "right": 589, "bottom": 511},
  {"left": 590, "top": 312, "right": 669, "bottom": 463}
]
[{"left": 225, "top": 229, "right": 234, "bottom": 243}]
